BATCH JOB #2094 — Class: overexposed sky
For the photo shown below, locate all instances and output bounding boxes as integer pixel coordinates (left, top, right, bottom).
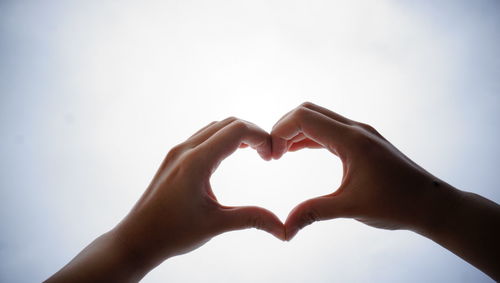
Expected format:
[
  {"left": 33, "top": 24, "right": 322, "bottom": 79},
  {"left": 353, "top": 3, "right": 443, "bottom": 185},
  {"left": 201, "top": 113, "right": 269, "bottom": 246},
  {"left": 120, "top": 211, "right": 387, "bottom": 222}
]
[{"left": 1, "top": 0, "right": 499, "bottom": 282}]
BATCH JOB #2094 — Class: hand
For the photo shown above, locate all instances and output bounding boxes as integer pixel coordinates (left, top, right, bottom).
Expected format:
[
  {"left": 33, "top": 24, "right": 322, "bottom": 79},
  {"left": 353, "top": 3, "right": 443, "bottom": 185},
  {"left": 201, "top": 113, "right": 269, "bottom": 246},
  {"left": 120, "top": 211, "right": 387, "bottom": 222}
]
[
  {"left": 115, "top": 117, "right": 284, "bottom": 263},
  {"left": 272, "top": 102, "right": 441, "bottom": 239},
  {"left": 46, "top": 117, "right": 284, "bottom": 282},
  {"left": 272, "top": 102, "right": 500, "bottom": 281}
]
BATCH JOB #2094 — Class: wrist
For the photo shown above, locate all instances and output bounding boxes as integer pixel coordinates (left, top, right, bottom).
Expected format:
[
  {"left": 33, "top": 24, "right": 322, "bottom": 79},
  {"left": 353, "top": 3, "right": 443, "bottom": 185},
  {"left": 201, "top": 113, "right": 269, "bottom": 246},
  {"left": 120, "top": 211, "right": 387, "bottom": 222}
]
[
  {"left": 106, "top": 225, "right": 162, "bottom": 281},
  {"left": 410, "top": 177, "right": 463, "bottom": 238},
  {"left": 45, "top": 230, "right": 153, "bottom": 283},
  {"left": 95, "top": 230, "right": 152, "bottom": 282}
]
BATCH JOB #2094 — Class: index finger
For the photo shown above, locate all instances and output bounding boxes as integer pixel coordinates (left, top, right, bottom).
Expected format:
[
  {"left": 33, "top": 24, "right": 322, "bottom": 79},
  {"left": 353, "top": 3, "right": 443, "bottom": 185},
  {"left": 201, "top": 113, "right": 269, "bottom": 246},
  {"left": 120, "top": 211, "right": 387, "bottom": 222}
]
[
  {"left": 271, "top": 105, "right": 351, "bottom": 159},
  {"left": 194, "top": 119, "right": 272, "bottom": 173}
]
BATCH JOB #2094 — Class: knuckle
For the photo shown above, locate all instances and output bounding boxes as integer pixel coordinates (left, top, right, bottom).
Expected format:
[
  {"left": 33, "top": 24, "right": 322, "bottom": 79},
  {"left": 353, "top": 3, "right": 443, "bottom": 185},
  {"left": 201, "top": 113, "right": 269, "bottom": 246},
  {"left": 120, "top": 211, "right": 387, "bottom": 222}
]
[
  {"left": 224, "top": 116, "right": 238, "bottom": 123},
  {"left": 166, "top": 144, "right": 186, "bottom": 160},
  {"left": 356, "top": 122, "right": 385, "bottom": 140},
  {"left": 229, "top": 119, "right": 249, "bottom": 132},
  {"left": 357, "top": 122, "right": 378, "bottom": 135},
  {"left": 300, "top": 101, "right": 315, "bottom": 108},
  {"left": 173, "top": 147, "right": 199, "bottom": 169},
  {"left": 293, "top": 105, "right": 311, "bottom": 120},
  {"left": 358, "top": 122, "right": 373, "bottom": 131},
  {"left": 351, "top": 128, "right": 376, "bottom": 152}
]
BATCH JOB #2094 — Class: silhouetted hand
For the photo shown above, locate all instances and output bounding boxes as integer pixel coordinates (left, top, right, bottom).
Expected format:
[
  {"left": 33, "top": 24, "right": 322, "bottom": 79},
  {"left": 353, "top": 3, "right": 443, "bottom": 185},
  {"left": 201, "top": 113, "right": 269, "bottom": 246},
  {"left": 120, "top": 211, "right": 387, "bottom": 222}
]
[
  {"left": 115, "top": 117, "right": 284, "bottom": 259},
  {"left": 272, "top": 102, "right": 500, "bottom": 280},
  {"left": 272, "top": 102, "right": 437, "bottom": 237},
  {"left": 46, "top": 117, "right": 284, "bottom": 282}
]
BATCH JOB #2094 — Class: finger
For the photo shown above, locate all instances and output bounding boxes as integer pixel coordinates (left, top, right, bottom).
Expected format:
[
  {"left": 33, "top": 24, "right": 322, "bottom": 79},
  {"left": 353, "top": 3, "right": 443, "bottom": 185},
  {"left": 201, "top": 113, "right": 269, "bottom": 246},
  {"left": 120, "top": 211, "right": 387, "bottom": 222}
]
[
  {"left": 188, "top": 121, "right": 217, "bottom": 139},
  {"left": 272, "top": 107, "right": 296, "bottom": 130},
  {"left": 273, "top": 102, "right": 353, "bottom": 134},
  {"left": 186, "top": 117, "right": 237, "bottom": 147},
  {"left": 271, "top": 106, "right": 351, "bottom": 159},
  {"left": 219, "top": 206, "right": 285, "bottom": 240},
  {"left": 285, "top": 133, "right": 307, "bottom": 150},
  {"left": 195, "top": 119, "right": 272, "bottom": 172},
  {"left": 284, "top": 195, "right": 350, "bottom": 241},
  {"left": 300, "top": 102, "right": 355, "bottom": 125},
  {"left": 288, "top": 139, "right": 323, "bottom": 152},
  {"left": 289, "top": 133, "right": 307, "bottom": 143}
]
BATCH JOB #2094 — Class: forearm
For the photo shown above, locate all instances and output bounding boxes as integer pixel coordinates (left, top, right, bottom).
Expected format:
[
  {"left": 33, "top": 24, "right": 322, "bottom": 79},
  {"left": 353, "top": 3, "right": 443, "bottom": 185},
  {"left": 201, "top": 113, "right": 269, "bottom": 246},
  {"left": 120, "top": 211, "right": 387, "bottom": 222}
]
[
  {"left": 415, "top": 181, "right": 500, "bottom": 281},
  {"left": 44, "top": 230, "right": 153, "bottom": 283}
]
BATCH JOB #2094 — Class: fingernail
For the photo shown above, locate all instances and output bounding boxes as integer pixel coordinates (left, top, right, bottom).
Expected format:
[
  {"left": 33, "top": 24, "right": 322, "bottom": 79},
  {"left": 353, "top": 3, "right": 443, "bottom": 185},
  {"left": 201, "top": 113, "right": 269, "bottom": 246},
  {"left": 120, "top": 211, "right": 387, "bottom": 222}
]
[{"left": 273, "top": 151, "right": 283, "bottom": 160}]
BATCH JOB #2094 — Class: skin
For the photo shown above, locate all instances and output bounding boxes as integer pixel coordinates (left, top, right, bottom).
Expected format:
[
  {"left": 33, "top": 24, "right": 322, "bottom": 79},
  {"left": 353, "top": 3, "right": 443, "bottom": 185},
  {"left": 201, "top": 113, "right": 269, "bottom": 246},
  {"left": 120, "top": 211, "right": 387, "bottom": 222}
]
[
  {"left": 46, "top": 102, "right": 500, "bottom": 282},
  {"left": 272, "top": 102, "right": 500, "bottom": 281},
  {"left": 45, "top": 117, "right": 285, "bottom": 282}
]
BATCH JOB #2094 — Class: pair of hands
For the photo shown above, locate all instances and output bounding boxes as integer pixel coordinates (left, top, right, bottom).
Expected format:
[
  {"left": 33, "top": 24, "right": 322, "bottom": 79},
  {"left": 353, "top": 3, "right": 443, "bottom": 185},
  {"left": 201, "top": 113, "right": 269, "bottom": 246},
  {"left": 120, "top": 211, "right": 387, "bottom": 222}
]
[
  {"left": 47, "top": 102, "right": 500, "bottom": 282},
  {"left": 112, "top": 102, "right": 442, "bottom": 271}
]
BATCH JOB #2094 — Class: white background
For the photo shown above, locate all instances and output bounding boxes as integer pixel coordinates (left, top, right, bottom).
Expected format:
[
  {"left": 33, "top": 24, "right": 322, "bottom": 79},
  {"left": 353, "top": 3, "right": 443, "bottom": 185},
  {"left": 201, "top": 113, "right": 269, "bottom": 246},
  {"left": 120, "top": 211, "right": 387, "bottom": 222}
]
[{"left": 1, "top": 0, "right": 499, "bottom": 282}]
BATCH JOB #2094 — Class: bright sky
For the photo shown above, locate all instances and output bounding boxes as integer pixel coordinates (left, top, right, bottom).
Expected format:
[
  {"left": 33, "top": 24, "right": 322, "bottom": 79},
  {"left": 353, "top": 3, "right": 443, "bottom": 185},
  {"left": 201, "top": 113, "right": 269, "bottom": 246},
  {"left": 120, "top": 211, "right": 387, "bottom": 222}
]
[{"left": 1, "top": 0, "right": 499, "bottom": 282}]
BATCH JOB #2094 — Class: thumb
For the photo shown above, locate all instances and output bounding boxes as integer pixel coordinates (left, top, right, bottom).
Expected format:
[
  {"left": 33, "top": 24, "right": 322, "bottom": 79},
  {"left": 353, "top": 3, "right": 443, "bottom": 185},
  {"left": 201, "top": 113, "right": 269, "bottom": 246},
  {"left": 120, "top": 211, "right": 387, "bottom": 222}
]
[
  {"left": 219, "top": 206, "right": 285, "bottom": 241},
  {"left": 285, "top": 195, "right": 349, "bottom": 241}
]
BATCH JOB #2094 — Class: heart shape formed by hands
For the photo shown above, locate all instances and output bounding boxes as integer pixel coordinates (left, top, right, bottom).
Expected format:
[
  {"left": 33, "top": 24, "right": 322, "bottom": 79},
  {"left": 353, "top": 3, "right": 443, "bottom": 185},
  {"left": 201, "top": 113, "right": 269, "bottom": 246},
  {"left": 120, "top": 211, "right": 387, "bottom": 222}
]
[
  {"left": 204, "top": 101, "right": 426, "bottom": 241},
  {"left": 211, "top": 141, "right": 342, "bottom": 230},
  {"left": 45, "top": 101, "right": 500, "bottom": 282},
  {"left": 214, "top": 102, "right": 355, "bottom": 241},
  {"left": 117, "top": 101, "right": 433, "bottom": 271}
]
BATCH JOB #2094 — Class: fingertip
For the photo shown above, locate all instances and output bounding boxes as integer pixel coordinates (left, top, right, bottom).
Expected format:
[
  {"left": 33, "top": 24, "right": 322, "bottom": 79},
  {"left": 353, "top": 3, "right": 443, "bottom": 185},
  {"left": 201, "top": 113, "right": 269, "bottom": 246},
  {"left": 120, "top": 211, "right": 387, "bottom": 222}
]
[
  {"left": 271, "top": 225, "right": 286, "bottom": 241},
  {"left": 259, "top": 209, "right": 286, "bottom": 241},
  {"left": 255, "top": 212, "right": 285, "bottom": 241},
  {"left": 285, "top": 225, "right": 299, "bottom": 241},
  {"left": 271, "top": 137, "right": 287, "bottom": 160},
  {"left": 283, "top": 212, "right": 300, "bottom": 241},
  {"left": 283, "top": 200, "right": 318, "bottom": 241},
  {"left": 257, "top": 150, "right": 272, "bottom": 161},
  {"left": 261, "top": 154, "right": 272, "bottom": 161},
  {"left": 257, "top": 138, "right": 273, "bottom": 161},
  {"left": 226, "top": 206, "right": 285, "bottom": 240}
]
